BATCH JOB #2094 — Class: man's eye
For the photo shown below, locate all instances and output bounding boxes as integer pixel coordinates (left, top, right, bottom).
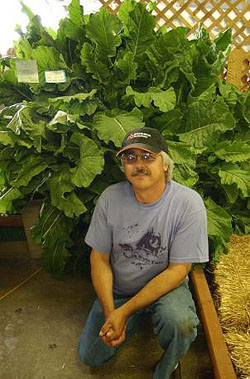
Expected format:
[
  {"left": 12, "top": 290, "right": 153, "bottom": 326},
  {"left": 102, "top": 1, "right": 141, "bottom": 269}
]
[
  {"left": 127, "top": 154, "right": 136, "bottom": 161},
  {"left": 142, "top": 153, "right": 151, "bottom": 160}
]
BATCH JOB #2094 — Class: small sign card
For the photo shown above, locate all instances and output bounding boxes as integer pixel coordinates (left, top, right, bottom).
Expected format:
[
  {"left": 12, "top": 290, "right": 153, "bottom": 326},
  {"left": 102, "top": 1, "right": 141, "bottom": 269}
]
[
  {"left": 45, "top": 70, "right": 66, "bottom": 83},
  {"left": 16, "top": 60, "right": 39, "bottom": 83}
]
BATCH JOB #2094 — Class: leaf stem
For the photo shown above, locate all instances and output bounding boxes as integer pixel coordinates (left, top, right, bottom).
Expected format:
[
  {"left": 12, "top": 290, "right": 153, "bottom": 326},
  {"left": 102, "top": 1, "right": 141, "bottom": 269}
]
[
  {"left": 15, "top": 87, "right": 32, "bottom": 101},
  {"left": 68, "top": 39, "right": 73, "bottom": 67},
  {"left": 177, "top": 81, "right": 184, "bottom": 106}
]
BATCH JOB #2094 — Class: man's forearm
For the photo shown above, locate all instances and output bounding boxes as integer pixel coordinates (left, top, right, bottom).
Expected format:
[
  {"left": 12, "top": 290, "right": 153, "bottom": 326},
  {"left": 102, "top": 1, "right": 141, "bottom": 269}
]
[
  {"left": 99, "top": 263, "right": 191, "bottom": 347},
  {"left": 120, "top": 263, "right": 191, "bottom": 318},
  {"left": 90, "top": 252, "right": 114, "bottom": 318}
]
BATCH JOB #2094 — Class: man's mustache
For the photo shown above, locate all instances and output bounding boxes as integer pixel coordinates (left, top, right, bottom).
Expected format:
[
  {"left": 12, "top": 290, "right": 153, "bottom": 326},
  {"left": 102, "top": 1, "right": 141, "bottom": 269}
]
[{"left": 131, "top": 168, "right": 150, "bottom": 177}]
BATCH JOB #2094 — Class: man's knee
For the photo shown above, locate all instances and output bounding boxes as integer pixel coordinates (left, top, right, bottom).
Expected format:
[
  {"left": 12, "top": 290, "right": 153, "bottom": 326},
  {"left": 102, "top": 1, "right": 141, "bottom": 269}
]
[
  {"left": 155, "top": 312, "right": 198, "bottom": 348},
  {"left": 78, "top": 341, "right": 105, "bottom": 366},
  {"left": 78, "top": 334, "right": 116, "bottom": 367},
  {"left": 78, "top": 349, "right": 102, "bottom": 367},
  {"left": 177, "top": 315, "right": 198, "bottom": 340}
]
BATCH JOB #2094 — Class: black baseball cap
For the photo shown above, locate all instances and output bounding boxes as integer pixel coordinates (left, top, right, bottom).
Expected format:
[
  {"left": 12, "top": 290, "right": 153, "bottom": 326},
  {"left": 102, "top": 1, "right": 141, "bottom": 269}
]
[{"left": 116, "top": 127, "right": 168, "bottom": 156}]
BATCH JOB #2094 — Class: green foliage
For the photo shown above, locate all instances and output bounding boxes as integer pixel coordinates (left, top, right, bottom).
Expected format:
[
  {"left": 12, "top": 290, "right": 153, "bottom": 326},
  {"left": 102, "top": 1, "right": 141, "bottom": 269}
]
[{"left": 0, "top": 0, "right": 249, "bottom": 274}]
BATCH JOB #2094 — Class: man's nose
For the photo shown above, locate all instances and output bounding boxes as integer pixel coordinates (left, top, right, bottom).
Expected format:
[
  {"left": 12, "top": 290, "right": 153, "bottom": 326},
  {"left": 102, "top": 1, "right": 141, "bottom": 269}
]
[
  {"left": 134, "top": 158, "right": 145, "bottom": 167},
  {"left": 136, "top": 155, "right": 146, "bottom": 163}
]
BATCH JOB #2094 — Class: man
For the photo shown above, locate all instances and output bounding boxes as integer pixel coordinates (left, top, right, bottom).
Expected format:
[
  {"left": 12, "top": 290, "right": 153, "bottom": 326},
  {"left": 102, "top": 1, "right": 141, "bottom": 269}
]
[{"left": 78, "top": 127, "right": 209, "bottom": 379}]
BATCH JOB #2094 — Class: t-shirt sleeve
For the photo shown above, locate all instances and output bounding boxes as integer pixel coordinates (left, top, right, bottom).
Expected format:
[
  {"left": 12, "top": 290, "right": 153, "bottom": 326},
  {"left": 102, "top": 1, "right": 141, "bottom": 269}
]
[
  {"left": 84, "top": 195, "right": 112, "bottom": 254},
  {"left": 169, "top": 208, "right": 209, "bottom": 263}
]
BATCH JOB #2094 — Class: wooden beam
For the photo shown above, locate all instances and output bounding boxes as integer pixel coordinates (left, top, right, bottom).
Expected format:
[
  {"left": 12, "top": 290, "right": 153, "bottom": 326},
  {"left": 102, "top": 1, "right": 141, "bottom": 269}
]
[
  {"left": 191, "top": 267, "right": 237, "bottom": 379},
  {"left": 0, "top": 215, "right": 23, "bottom": 227}
]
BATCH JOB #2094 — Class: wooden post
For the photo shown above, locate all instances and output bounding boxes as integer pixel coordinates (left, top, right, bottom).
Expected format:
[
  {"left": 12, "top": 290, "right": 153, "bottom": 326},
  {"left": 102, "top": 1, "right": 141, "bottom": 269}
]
[{"left": 191, "top": 267, "right": 237, "bottom": 379}]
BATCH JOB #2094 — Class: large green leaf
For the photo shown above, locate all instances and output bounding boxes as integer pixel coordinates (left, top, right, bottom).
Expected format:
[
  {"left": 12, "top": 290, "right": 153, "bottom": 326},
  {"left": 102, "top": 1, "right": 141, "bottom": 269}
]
[
  {"left": 0, "top": 82, "right": 27, "bottom": 106},
  {"left": 0, "top": 146, "right": 13, "bottom": 161},
  {"left": 205, "top": 197, "right": 232, "bottom": 240},
  {"left": 214, "top": 140, "right": 250, "bottom": 162},
  {"left": 0, "top": 131, "right": 17, "bottom": 146},
  {"left": 146, "top": 27, "right": 189, "bottom": 86},
  {"left": 7, "top": 106, "right": 46, "bottom": 135},
  {"left": 179, "top": 124, "right": 227, "bottom": 148},
  {"left": 155, "top": 109, "right": 183, "bottom": 134},
  {"left": 221, "top": 183, "right": 238, "bottom": 204},
  {"left": 6, "top": 106, "right": 46, "bottom": 152},
  {"left": 126, "top": 86, "right": 176, "bottom": 112},
  {"left": 41, "top": 241, "right": 70, "bottom": 276},
  {"left": 118, "top": 0, "right": 136, "bottom": 30},
  {"left": 167, "top": 140, "right": 196, "bottom": 167},
  {"left": 116, "top": 52, "right": 138, "bottom": 84},
  {"left": 122, "top": 2, "right": 156, "bottom": 59},
  {"left": 32, "top": 46, "right": 67, "bottom": 71},
  {"left": 19, "top": 2, "right": 55, "bottom": 48},
  {"left": 218, "top": 163, "right": 250, "bottom": 197},
  {"left": 70, "top": 133, "right": 104, "bottom": 188},
  {"left": 218, "top": 80, "right": 240, "bottom": 107},
  {"left": 14, "top": 38, "right": 33, "bottom": 60},
  {"left": 214, "top": 29, "right": 232, "bottom": 52},
  {"left": 184, "top": 97, "right": 235, "bottom": 132},
  {"left": 205, "top": 197, "right": 233, "bottom": 261},
  {"left": 93, "top": 108, "right": 144, "bottom": 147},
  {"left": 62, "top": 0, "right": 85, "bottom": 42},
  {"left": 179, "top": 98, "right": 235, "bottom": 147},
  {"left": 49, "top": 91, "right": 98, "bottom": 118},
  {"left": 31, "top": 202, "right": 73, "bottom": 245},
  {"left": 31, "top": 201, "right": 77, "bottom": 275},
  {"left": 0, "top": 59, "right": 32, "bottom": 104},
  {"left": 179, "top": 45, "right": 197, "bottom": 88},
  {"left": 49, "top": 90, "right": 97, "bottom": 105},
  {"left": 80, "top": 42, "right": 110, "bottom": 83},
  {"left": 86, "top": 7, "right": 122, "bottom": 59},
  {"left": 173, "top": 164, "right": 199, "bottom": 188},
  {"left": 48, "top": 110, "right": 79, "bottom": 127},
  {"left": 49, "top": 170, "right": 86, "bottom": 217},
  {"left": 0, "top": 187, "right": 22, "bottom": 213},
  {"left": 6, "top": 105, "right": 30, "bottom": 135},
  {"left": 10, "top": 155, "right": 50, "bottom": 187},
  {"left": 68, "top": 0, "right": 84, "bottom": 27}
]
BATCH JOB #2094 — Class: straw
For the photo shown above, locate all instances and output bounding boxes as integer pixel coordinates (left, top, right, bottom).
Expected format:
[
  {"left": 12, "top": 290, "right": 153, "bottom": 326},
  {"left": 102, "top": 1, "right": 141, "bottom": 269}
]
[{"left": 214, "top": 235, "right": 250, "bottom": 377}]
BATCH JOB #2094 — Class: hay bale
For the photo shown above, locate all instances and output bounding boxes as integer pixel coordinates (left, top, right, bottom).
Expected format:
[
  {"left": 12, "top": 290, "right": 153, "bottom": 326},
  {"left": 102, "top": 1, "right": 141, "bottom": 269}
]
[
  {"left": 214, "top": 234, "right": 250, "bottom": 377},
  {"left": 224, "top": 331, "right": 250, "bottom": 378}
]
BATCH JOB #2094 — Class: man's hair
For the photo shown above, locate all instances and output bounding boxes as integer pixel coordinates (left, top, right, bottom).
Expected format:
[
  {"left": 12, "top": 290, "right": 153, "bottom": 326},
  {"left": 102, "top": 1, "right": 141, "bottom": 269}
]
[{"left": 160, "top": 151, "right": 174, "bottom": 181}]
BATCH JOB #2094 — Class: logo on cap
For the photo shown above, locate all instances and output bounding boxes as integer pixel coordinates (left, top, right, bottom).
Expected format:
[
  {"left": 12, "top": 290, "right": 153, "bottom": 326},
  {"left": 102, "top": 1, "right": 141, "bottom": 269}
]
[{"left": 127, "top": 132, "right": 151, "bottom": 140}]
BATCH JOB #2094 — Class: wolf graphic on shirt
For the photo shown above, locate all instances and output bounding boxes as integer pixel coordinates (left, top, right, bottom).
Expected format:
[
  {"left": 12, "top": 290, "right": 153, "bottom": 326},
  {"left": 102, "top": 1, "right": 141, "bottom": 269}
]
[{"left": 119, "top": 229, "right": 166, "bottom": 269}]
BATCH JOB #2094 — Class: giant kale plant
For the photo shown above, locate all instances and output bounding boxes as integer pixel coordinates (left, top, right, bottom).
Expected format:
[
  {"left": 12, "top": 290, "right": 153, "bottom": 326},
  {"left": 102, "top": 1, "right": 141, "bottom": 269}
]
[{"left": 0, "top": 0, "right": 249, "bottom": 275}]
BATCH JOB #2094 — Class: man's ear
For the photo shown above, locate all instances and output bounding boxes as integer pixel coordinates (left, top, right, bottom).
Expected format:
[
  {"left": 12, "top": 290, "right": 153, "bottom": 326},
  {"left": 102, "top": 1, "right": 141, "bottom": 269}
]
[{"left": 163, "top": 165, "right": 168, "bottom": 172}]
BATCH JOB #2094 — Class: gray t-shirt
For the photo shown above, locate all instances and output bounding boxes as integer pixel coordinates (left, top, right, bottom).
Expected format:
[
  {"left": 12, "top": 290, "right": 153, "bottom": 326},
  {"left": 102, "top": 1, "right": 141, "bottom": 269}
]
[{"left": 85, "top": 180, "right": 209, "bottom": 296}]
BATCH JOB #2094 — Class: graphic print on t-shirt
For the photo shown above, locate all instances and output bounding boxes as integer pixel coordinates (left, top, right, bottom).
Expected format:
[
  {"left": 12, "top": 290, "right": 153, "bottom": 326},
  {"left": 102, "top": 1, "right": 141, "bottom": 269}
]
[{"left": 119, "top": 228, "right": 166, "bottom": 270}]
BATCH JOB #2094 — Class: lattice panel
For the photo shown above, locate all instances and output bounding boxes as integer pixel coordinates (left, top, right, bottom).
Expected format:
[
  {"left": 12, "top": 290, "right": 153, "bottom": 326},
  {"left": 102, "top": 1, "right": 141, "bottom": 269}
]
[
  {"left": 226, "top": 48, "right": 249, "bottom": 90},
  {"left": 98, "top": 0, "right": 250, "bottom": 51}
]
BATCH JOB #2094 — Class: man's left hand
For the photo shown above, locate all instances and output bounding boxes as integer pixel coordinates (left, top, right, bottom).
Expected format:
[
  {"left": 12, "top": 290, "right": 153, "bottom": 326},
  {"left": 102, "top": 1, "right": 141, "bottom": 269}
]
[{"left": 99, "top": 308, "right": 127, "bottom": 346}]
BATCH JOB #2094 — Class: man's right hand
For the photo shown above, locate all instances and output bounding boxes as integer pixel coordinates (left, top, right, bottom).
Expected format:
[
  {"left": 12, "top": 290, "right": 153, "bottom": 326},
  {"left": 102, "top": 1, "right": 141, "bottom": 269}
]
[{"left": 100, "top": 324, "right": 127, "bottom": 347}]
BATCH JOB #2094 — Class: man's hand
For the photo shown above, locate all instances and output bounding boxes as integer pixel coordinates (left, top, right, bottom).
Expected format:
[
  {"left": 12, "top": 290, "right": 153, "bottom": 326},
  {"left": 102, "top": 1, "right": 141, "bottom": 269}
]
[
  {"left": 99, "top": 308, "right": 128, "bottom": 347},
  {"left": 100, "top": 324, "right": 127, "bottom": 347}
]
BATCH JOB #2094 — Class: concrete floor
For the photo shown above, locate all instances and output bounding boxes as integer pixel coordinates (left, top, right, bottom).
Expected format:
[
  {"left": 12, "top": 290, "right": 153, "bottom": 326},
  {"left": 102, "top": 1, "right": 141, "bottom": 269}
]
[{"left": 0, "top": 256, "right": 214, "bottom": 379}]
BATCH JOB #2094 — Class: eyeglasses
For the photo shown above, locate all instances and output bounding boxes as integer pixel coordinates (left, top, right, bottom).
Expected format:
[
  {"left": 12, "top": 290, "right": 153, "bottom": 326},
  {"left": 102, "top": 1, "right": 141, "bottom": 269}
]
[{"left": 121, "top": 151, "right": 158, "bottom": 164}]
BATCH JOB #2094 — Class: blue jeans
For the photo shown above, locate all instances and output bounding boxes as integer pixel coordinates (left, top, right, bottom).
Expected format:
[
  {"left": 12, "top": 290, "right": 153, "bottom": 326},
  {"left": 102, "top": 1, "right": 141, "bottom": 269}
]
[{"left": 78, "top": 279, "right": 199, "bottom": 379}]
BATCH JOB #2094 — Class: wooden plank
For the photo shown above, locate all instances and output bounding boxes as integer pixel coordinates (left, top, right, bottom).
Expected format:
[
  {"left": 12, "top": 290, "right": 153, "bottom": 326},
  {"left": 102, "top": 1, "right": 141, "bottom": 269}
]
[
  {"left": 0, "top": 215, "right": 23, "bottom": 227},
  {"left": 191, "top": 267, "right": 237, "bottom": 379}
]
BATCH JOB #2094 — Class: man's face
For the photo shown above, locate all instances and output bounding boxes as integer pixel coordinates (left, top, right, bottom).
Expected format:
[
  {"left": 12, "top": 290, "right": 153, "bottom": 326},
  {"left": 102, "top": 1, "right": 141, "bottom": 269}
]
[{"left": 122, "top": 148, "right": 167, "bottom": 192}]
